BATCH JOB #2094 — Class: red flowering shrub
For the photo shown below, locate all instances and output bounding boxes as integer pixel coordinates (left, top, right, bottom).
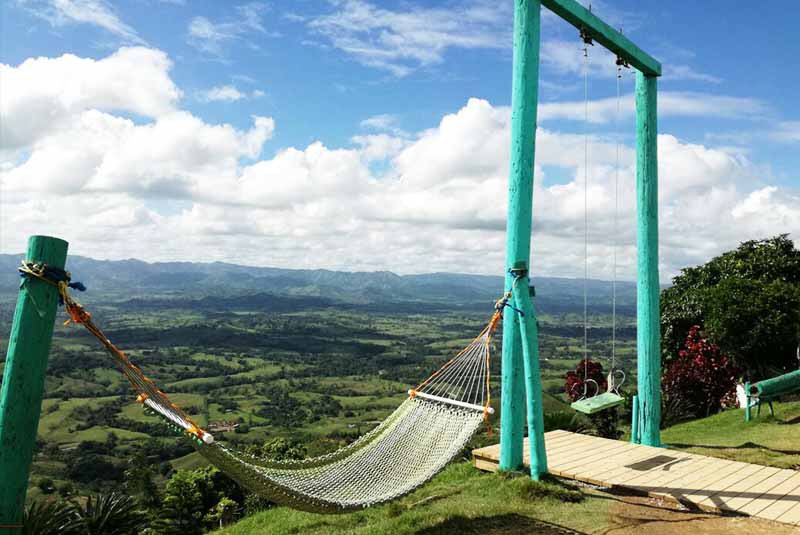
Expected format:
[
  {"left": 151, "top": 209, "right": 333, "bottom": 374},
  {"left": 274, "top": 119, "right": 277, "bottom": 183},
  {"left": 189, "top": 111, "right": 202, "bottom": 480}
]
[
  {"left": 565, "top": 359, "right": 607, "bottom": 402},
  {"left": 662, "top": 325, "right": 741, "bottom": 419}
]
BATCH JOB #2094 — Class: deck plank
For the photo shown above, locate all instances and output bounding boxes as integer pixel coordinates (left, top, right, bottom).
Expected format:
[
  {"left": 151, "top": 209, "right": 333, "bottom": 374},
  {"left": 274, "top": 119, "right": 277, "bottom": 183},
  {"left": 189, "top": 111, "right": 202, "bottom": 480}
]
[{"left": 472, "top": 431, "right": 800, "bottom": 527}]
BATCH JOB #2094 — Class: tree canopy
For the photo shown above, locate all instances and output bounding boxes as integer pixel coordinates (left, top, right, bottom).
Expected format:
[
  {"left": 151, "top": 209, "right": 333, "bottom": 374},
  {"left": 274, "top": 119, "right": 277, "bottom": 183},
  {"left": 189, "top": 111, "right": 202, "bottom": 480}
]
[{"left": 661, "top": 235, "right": 800, "bottom": 379}]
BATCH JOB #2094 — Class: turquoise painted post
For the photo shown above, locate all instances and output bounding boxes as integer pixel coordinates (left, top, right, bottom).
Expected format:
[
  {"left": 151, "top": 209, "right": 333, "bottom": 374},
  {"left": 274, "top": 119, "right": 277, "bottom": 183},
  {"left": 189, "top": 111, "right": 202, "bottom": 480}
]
[
  {"left": 500, "top": 0, "right": 544, "bottom": 473},
  {"left": 744, "top": 381, "right": 751, "bottom": 422},
  {"left": 635, "top": 72, "right": 661, "bottom": 447},
  {"left": 0, "top": 236, "right": 69, "bottom": 532},
  {"left": 630, "top": 394, "right": 639, "bottom": 443},
  {"left": 513, "top": 281, "right": 548, "bottom": 479}
]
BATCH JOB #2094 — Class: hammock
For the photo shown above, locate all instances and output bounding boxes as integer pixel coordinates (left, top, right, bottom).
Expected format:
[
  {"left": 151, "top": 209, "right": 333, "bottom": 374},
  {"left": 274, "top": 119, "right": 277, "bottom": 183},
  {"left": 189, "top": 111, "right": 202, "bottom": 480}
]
[{"left": 21, "top": 262, "right": 504, "bottom": 513}]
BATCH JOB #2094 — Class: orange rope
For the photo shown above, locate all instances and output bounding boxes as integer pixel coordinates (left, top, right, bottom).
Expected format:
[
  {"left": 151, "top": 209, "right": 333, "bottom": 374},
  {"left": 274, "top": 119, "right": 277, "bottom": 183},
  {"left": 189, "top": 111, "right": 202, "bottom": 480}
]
[{"left": 44, "top": 277, "right": 209, "bottom": 442}]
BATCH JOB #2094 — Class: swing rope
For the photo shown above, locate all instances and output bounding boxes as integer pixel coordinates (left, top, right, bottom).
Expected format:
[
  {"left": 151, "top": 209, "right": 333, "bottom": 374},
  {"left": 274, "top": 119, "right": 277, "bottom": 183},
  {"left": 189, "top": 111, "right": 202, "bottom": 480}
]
[
  {"left": 611, "top": 60, "right": 621, "bottom": 379},
  {"left": 581, "top": 30, "right": 592, "bottom": 393}
]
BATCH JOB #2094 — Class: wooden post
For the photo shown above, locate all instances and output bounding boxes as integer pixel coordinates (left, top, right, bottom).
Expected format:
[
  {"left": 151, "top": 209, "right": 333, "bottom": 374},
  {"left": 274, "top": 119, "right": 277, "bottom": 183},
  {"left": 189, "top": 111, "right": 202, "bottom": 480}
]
[
  {"left": 0, "top": 236, "right": 68, "bottom": 532},
  {"left": 500, "top": 0, "right": 546, "bottom": 474},
  {"left": 635, "top": 72, "right": 661, "bottom": 447},
  {"left": 744, "top": 381, "right": 751, "bottom": 422},
  {"left": 630, "top": 394, "right": 640, "bottom": 443},
  {"left": 514, "top": 281, "right": 548, "bottom": 479}
]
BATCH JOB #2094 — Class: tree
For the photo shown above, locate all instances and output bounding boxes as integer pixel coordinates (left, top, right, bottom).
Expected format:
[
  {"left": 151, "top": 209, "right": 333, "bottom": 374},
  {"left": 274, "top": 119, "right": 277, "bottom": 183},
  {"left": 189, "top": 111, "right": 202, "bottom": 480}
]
[
  {"left": 204, "top": 497, "right": 238, "bottom": 529},
  {"left": 124, "top": 451, "right": 160, "bottom": 509},
  {"left": 245, "top": 437, "right": 306, "bottom": 461},
  {"left": 661, "top": 235, "right": 800, "bottom": 378},
  {"left": 157, "top": 467, "right": 243, "bottom": 534},
  {"left": 157, "top": 470, "right": 207, "bottom": 534},
  {"left": 704, "top": 278, "right": 800, "bottom": 378}
]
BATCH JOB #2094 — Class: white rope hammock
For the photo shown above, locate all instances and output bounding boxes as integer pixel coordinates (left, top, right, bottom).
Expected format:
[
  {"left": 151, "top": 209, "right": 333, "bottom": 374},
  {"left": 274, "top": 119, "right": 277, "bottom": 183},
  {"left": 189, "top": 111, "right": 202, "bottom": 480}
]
[{"left": 30, "top": 263, "right": 505, "bottom": 514}]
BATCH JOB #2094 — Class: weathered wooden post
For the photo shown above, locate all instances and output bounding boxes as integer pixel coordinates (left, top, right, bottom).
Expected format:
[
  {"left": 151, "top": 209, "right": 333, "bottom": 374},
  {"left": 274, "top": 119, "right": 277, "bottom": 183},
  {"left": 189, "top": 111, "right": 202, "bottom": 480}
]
[
  {"left": 635, "top": 72, "right": 661, "bottom": 447},
  {"left": 0, "top": 236, "right": 69, "bottom": 532},
  {"left": 513, "top": 278, "right": 548, "bottom": 478},
  {"left": 500, "top": 0, "right": 548, "bottom": 478}
]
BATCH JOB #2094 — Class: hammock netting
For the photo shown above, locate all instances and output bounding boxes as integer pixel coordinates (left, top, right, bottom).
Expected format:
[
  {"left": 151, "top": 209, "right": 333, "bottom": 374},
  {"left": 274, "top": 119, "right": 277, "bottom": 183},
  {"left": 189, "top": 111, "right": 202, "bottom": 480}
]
[{"left": 22, "top": 262, "right": 502, "bottom": 513}]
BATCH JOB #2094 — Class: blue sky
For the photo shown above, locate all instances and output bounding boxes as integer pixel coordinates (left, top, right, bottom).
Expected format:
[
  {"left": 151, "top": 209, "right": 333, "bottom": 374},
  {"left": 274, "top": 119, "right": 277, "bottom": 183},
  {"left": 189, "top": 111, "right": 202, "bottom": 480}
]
[{"left": 2, "top": 1, "right": 799, "bottom": 280}]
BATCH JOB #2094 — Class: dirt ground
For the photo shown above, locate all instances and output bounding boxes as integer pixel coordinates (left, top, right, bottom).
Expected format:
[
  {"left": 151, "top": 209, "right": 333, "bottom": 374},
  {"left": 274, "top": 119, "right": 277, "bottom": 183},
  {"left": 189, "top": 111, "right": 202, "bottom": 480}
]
[{"left": 599, "top": 494, "right": 799, "bottom": 535}]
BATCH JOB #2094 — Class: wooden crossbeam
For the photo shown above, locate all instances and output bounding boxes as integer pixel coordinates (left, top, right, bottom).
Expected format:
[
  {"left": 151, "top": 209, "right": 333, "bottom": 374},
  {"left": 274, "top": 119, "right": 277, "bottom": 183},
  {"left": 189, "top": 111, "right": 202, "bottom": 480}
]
[{"left": 541, "top": 0, "right": 662, "bottom": 76}]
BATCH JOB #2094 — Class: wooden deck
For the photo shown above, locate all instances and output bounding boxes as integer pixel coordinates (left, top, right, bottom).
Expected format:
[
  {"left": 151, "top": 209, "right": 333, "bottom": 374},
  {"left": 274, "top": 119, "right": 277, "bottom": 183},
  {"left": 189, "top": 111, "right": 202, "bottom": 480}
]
[{"left": 472, "top": 430, "right": 800, "bottom": 527}]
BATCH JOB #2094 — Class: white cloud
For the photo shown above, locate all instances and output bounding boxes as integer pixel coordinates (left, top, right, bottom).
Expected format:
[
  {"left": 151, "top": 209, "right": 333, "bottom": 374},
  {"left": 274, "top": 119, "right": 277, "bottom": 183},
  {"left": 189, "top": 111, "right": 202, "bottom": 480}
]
[
  {"left": 199, "top": 85, "right": 245, "bottom": 102},
  {"left": 0, "top": 47, "right": 181, "bottom": 151},
  {"left": 2, "top": 48, "right": 798, "bottom": 282},
  {"left": 197, "top": 85, "right": 266, "bottom": 102},
  {"left": 773, "top": 122, "right": 800, "bottom": 143},
  {"left": 29, "top": 0, "right": 145, "bottom": 44},
  {"left": 663, "top": 64, "right": 722, "bottom": 84},
  {"left": 307, "top": 0, "right": 510, "bottom": 76},
  {"left": 539, "top": 91, "right": 768, "bottom": 124},
  {"left": 360, "top": 114, "right": 408, "bottom": 137},
  {"left": 187, "top": 3, "right": 269, "bottom": 56}
]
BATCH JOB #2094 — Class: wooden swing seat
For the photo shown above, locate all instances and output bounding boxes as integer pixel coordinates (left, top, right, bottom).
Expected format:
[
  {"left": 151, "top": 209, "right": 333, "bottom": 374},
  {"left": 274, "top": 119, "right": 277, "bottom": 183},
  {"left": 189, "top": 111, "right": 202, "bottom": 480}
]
[{"left": 571, "top": 391, "right": 624, "bottom": 415}]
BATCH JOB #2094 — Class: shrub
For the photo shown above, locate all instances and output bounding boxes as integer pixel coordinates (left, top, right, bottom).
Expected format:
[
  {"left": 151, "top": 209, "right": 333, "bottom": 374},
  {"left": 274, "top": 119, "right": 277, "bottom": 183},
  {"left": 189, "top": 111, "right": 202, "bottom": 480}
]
[
  {"left": 22, "top": 500, "right": 82, "bottom": 535},
  {"left": 75, "top": 493, "right": 146, "bottom": 535},
  {"left": 564, "top": 359, "right": 607, "bottom": 402},
  {"left": 662, "top": 325, "right": 741, "bottom": 419}
]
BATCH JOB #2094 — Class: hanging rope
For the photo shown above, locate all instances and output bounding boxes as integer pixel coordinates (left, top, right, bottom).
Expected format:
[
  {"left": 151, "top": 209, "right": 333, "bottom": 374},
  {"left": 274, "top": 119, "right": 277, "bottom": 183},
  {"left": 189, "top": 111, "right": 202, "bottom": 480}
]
[
  {"left": 581, "top": 29, "right": 593, "bottom": 391},
  {"left": 612, "top": 61, "right": 621, "bottom": 376}
]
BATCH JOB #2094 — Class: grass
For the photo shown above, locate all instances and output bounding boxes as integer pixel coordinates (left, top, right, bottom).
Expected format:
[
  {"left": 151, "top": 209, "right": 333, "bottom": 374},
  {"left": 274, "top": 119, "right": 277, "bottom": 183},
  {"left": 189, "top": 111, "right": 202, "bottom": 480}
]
[
  {"left": 662, "top": 399, "right": 800, "bottom": 469},
  {"left": 215, "top": 463, "right": 611, "bottom": 535},
  {"left": 217, "top": 399, "right": 800, "bottom": 534}
]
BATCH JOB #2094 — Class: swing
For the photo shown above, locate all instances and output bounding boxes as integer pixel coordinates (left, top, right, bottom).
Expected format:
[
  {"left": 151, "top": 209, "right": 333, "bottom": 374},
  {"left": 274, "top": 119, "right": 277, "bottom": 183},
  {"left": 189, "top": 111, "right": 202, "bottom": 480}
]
[{"left": 570, "top": 33, "right": 627, "bottom": 416}]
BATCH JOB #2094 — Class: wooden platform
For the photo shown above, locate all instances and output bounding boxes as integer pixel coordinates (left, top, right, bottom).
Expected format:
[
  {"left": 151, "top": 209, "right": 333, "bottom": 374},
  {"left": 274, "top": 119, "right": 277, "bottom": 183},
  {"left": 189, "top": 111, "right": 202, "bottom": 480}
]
[{"left": 473, "top": 430, "right": 800, "bottom": 527}]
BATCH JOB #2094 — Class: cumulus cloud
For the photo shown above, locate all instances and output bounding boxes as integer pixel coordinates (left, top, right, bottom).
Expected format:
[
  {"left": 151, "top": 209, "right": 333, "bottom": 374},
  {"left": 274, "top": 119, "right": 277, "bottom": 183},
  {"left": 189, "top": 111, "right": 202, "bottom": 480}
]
[
  {"left": 0, "top": 47, "right": 181, "bottom": 151},
  {"left": 2, "top": 48, "right": 798, "bottom": 282}
]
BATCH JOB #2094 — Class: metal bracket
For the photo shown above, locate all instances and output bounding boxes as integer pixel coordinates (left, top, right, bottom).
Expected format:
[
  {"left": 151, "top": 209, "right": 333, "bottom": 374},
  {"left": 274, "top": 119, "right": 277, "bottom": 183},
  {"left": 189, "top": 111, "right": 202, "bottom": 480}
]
[{"left": 579, "top": 26, "right": 594, "bottom": 46}]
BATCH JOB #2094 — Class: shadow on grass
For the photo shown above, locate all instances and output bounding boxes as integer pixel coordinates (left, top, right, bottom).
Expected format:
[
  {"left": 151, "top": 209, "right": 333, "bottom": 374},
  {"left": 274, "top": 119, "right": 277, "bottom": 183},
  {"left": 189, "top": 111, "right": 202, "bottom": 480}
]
[
  {"left": 667, "top": 441, "right": 800, "bottom": 456},
  {"left": 414, "top": 513, "right": 588, "bottom": 535}
]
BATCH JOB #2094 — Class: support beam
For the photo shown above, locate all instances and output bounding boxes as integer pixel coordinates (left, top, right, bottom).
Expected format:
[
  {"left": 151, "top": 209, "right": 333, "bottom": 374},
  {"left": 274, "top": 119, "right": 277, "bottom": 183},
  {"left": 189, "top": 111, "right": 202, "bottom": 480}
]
[
  {"left": 514, "top": 281, "right": 548, "bottom": 479},
  {"left": 500, "top": 0, "right": 546, "bottom": 473},
  {"left": 0, "top": 236, "right": 69, "bottom": 533},
  {"left": 541, "top": 0, "right": 661, "bottom": 76},
  {"left": 635, "top": 73, "right": 661, "bottom": 447}
]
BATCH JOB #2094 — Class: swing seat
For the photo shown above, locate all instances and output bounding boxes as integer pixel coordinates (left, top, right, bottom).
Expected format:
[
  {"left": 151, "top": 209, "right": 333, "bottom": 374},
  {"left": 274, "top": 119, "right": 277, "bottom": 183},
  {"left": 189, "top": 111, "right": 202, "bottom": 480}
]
[{"left": 571, "top": 391, "right": 624, "bottom": 415}]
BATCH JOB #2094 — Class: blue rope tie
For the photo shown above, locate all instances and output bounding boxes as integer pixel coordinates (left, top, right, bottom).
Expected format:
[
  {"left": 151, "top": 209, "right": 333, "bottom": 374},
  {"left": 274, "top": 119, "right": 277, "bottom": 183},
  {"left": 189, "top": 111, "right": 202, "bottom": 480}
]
[{"left": 19, "top": 261, "right": 86, "bottom": 304}]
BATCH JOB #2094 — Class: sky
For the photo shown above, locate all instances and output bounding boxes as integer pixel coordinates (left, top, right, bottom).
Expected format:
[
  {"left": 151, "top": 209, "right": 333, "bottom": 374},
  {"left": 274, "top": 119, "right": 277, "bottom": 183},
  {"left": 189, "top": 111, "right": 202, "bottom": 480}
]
[{"left": 1, "top": 0, "right": 799, "bottom": 283}]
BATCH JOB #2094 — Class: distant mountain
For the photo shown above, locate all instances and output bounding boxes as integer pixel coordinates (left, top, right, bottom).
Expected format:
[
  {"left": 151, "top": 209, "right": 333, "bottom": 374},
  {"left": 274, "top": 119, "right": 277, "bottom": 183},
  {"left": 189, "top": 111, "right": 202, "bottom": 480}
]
[{"left": 0, "top": 254, "right": 637, "bottom": 315}]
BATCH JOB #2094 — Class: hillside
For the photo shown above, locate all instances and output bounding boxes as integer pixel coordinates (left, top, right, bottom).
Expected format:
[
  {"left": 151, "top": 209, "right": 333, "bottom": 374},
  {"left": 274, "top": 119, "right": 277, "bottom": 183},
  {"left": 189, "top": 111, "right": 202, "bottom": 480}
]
[{"left": 216, "top": 402, "right": 800, "bottom": 535}]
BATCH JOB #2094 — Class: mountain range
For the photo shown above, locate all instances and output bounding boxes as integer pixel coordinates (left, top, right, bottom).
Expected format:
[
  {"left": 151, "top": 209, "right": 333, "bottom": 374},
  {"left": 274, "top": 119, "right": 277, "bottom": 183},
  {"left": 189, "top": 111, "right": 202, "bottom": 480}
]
[{"left": 0, "top": 254, "right": 637, "bottom": 315}]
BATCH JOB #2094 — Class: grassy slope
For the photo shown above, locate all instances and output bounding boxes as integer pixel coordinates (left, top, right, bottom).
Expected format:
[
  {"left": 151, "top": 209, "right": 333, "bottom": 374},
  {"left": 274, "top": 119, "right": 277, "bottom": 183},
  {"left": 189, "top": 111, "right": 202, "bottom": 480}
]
[
  {"left": 217, "top": 400, "right": 800, "bottom": 534},
  {"left": 217, "top": 463, "right": 610, "bottom": 535},
  {"left": 661, "top": 400, "right": 800, "bottom": 469}
]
